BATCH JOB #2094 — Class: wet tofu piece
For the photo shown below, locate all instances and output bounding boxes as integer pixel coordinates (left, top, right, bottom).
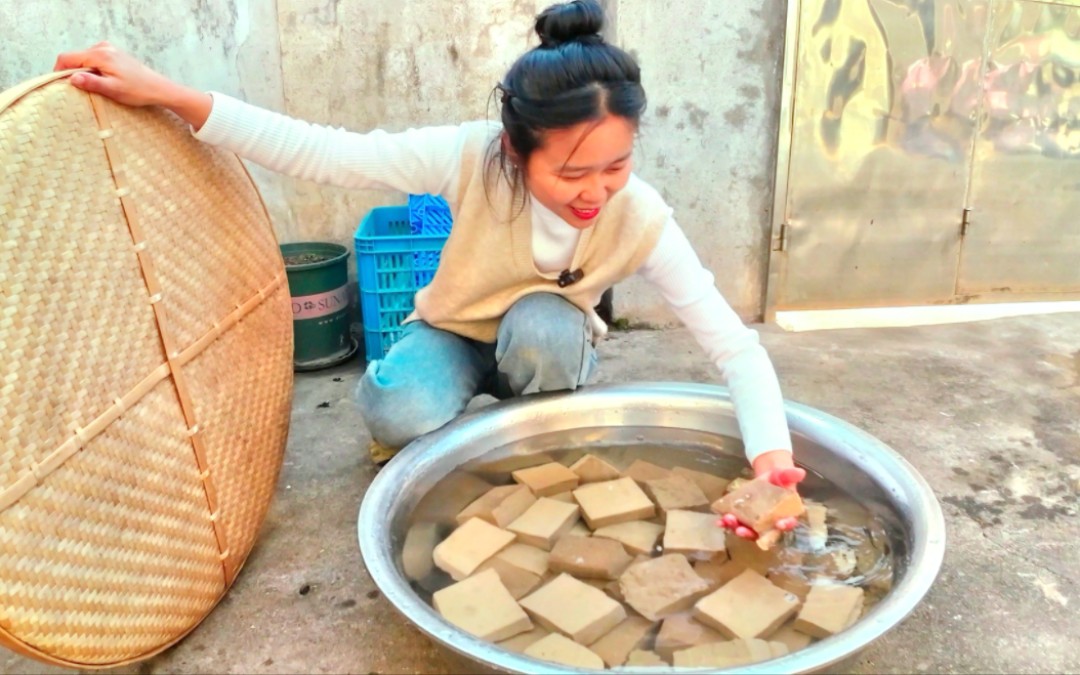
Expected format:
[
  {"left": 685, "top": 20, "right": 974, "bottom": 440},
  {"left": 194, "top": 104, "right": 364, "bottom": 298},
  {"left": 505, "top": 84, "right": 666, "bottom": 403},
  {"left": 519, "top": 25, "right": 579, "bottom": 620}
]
[
  {"left": 663, "top": 510, "right": 728, "bottom": 560},
  {"left": 497, "top": 626, "right": 549, "bottom": 654},
  {"left": 771, "top": 624, "right": 813, "bottom": 652},
  {"left": 655, "top": 612, "right": 726, "bottom": 661},
  {"left": 477, "top": 556, "right": 543, "bottom": 599},
  {"left": 433, "top": 517, "right": 516, "bottom": 581},
  {"left": 644, "top": 475, "right": 711, "bottom": 518},
  {"left": 524, "top": 633, "right": 605, "bottom": 669},
  {"left": 456, "top": 484, "right": 537, "bottom": 528},
  {"left": 711, "top": 477, "right": 805, "bottom": 550},
  {"left": 587, "top": 615, "right": 655, "bottom": 667},
  {"left": 672, "top": 638, "right": 788, "bottom": 668},
  {"left": 549, "top": 536, "right": 634, "bottom": 580},
  {"left": 793, "top": 584, "right": 865, "bottom": 638},
  {"left": 592, "top": 520, "right": 664, "bottom": 556},
  {"left": 693, "top": 559, "right": 746, "bottom": 591},
  {"left": 569, "top": 454, "right": 622, "bottom": 483},
  {"left": 573, "top": 477, "right": 656, "bottom": 529},
  {"left": 623, "top": 459, "right": 671, "bottom": 485},
  {"left": 495, "top": 543, "right": 550, "bottom": 577},
  {"left": 619, "top": 554, "right": 712, "bottom": 621},
  {"left": 672, "top": 466, "right": 731, "bottom": 502},
  {"left": 519, "top": 573, "right": 627, "bottom": 645},
  {"left": 693, "top": 569, "right": 801, "bottom": 639},
  {"left": 507, "top": 498, "right": 580, "bottom": 551},
  {"left": 626, "top": 649, "right": 667, "bottom": 666},
  {"left": 433, "top": 568, "right": 533, "bottom": 641},
  {"left": 512, "top": 462, "right": 580, "bottom": 497}
]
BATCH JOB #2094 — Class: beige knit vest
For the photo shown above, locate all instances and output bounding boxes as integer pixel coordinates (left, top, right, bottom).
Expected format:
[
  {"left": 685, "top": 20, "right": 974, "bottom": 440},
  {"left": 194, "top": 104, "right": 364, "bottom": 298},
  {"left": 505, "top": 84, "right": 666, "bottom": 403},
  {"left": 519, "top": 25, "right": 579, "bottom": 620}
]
[{"left": 409, "top": 121, "right": 670, "bottom": 343}]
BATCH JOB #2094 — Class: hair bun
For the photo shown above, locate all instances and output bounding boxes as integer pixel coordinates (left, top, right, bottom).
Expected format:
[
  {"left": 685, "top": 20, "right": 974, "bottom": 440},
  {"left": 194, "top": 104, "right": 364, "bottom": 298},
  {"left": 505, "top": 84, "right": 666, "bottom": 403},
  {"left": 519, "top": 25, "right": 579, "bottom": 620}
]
[{"left": 535, "top": 0, "right": 605, "bottom": 48}]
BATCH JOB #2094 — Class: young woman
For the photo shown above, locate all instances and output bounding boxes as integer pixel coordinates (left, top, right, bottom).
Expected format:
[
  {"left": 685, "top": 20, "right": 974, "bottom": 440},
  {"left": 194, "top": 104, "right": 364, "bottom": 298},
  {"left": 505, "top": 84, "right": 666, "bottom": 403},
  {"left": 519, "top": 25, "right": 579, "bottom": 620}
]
[{"left": 56, "top": 0, "right": 805, "bottom": 539}]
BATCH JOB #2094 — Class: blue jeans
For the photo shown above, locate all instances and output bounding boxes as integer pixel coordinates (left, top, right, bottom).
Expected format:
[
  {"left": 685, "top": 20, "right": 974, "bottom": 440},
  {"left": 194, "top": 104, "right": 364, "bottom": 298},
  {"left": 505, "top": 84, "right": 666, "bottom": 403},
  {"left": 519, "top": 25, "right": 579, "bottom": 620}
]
[{"left": 358, "top": 293, "right": 598, "bottom": 448}]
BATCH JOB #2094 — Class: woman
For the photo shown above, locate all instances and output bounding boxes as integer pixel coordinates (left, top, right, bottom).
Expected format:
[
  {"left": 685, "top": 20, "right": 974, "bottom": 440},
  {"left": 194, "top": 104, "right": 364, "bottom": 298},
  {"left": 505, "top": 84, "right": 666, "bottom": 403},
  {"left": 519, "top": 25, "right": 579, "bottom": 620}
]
[{"left": 56, "top": 0, "right": 805, "bottom": 539}]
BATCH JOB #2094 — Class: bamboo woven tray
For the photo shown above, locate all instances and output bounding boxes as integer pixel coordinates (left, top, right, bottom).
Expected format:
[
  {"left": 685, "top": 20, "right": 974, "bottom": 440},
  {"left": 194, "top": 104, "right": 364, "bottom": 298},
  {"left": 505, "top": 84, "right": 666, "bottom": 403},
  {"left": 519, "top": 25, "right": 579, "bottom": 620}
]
[{"left": 0, "top": 71, "right": 294, "bottom": 668}]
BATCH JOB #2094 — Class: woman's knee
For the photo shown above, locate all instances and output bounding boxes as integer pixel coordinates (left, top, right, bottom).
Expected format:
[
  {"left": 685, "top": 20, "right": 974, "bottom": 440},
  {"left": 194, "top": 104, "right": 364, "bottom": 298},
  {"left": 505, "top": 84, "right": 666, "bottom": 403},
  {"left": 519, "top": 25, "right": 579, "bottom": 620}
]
[
  {"left": 496, "top": 293, "right": 595, "bottom": 393},
  {"left": 357, "top": 363, "right": 460, "bottom": 448}
]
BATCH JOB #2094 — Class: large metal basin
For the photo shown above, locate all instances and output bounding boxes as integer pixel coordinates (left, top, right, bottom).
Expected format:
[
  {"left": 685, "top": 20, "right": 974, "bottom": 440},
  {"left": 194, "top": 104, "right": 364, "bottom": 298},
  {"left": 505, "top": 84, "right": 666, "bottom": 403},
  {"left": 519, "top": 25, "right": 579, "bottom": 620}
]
[{"left": 357, "top": 383, "right": 946, "bottom": 673}]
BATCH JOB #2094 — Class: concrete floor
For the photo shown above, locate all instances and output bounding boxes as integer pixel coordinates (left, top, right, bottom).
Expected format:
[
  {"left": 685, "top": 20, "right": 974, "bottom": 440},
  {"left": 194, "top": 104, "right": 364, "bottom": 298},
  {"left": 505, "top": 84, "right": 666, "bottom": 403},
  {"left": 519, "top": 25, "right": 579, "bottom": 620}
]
[{"left": 4, "top": 313, "right": 1078, "bottom": 674}]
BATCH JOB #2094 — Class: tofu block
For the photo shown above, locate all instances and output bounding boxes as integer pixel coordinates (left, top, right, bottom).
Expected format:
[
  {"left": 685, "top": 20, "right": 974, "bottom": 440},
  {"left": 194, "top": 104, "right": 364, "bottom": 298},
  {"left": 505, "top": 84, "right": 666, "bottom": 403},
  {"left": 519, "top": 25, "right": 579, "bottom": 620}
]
[
  {"left": 810, "top": 546, "right": 857, "bottom": 579},
  {"left": 644, "top": 475, "right": 711, "bottom": 517},
  {"left": 478, "top": 556, "right": 543, "bottom": 599},
  {"left": 626, "top": 649, "right": 667, "bottom": 666},
  {"left": 793, "top": 584, "right": 865, "bottom": 638},
  {"left": 587, "top": 615, "right": 655, "bottom": 667},
  {"left": 512, "top": 462, "right": 580, "bottom": 497},
  {"left": 693, "top": 569, "right": 801, "bottom": 639},
  {"left": 673, "top": 639, "right": 787, "bottom": 668},
  {"left": 402, "top": 521, "right": 439, "bottom": 581},
  {"left": 655, "top": 613, "right": 725, "bottom": 661},
  {"left": 548, "top": 491, "right": 576, "bottom": 504},
  {"left": 496, "top": 543, "right": 550, "bottom": 577},
  {"left": 549, "top": 536, "right": 633, "bottom": 580},
  {"left": 507, "top": 498, "right": 580, "bottom": 551},
  {"left": 497, "top": 626, "right": 549, "bottom": 654},
  {"left": 433, "top": 517, "right": 516, "bottom": 581},
  {"left": 770, "top": 624, "right": 813, "bottom": 652},
  {"left": 724, "top": 476, "right": 751, "bottom": 494},
  {"left": 569, "top": 454, "right": 622, "bottom": 483},
  {"left": 664, "top": 510, "right": 728, "bottom": 559},
  {"left": 619, "top": 554, "right": 712, "bottom": 621},
  {"left": 520, "top": 573, "right": 627, "bottom": 645},
  {"left": 711, "top": 477, "right": 805, "bottom": 550},
  {"left": 768, "top": 569, "right": 814, "bottom": 602},
  {"left": 573, "top": 477, "right": 655, "bottom": 529},
  {"left": 693, "top": 560, "right": 745, "bottom": 591},
  {"left": 433, "top": 568, "right": 533, "bottom": 641},
  {"left": 623, "top": 459, "right": 672, "bottom": 484},
  {"left": 672, "top": 466, "right": 731, "bottom": 502},
  {"left": 524, "top": 633, "right": 604, "bottom": 669},
  {"left": 456, "top": 484, "right": 537, "bottom": 528},
  {"left": 562, "top": 521, "right": 591, "bottom": 538},
  {"left": 592, "top": 520, "right": 664, "bottom": 556}
]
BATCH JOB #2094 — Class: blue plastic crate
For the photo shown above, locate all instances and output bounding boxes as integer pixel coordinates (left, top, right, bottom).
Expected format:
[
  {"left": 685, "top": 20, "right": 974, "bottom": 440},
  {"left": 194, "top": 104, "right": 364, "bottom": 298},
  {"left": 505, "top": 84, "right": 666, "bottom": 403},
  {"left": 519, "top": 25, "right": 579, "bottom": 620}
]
[
  {"left": 355, "top": 202, "right": 450, "bottom": 360},
  {"left": 407, "top": 193, "right": 453, "bottom": 235}
]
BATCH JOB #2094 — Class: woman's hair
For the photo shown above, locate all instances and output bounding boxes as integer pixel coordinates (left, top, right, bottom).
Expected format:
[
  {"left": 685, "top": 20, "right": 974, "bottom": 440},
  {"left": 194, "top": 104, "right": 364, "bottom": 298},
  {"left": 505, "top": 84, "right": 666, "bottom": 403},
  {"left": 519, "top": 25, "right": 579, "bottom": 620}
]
[{"left": 486, "top": 0, "right": 647, "bottom": 214}]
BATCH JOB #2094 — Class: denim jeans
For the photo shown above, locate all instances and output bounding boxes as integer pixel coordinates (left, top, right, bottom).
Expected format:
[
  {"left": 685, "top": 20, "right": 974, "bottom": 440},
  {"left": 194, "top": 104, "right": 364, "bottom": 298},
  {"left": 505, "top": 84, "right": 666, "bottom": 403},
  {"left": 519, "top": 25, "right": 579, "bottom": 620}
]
[{"left": 357, "top": 293, "right": 598, "bottom": 449}]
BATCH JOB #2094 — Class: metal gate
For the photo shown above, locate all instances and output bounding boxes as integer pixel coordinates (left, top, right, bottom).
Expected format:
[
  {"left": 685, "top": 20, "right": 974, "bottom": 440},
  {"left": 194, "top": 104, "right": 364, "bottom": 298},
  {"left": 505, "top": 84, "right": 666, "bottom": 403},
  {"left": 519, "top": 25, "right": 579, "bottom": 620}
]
[{"left": 766, "top": 0, "right": 1080, "bottom": 317}]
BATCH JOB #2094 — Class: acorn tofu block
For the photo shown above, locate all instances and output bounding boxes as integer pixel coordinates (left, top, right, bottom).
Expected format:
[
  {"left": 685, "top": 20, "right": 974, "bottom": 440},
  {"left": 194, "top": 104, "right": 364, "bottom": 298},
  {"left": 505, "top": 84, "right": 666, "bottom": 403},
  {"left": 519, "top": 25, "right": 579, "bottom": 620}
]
[
  {"left": 573, "top": 477, "right": 655, "bottom": 529},
  {"left": 626, "top": 649, "right": 668, "bottom": 666},
  {"left": 672, "top": 466, "right": 731, "bottom": 502},
  {"left": 712, "top": 477, "right": 805, "bottom": 550},
  {"left": 456, "top": 484, "right": 537, "bottom": 528},
  {"left": 478, "top": 556, "right": 544, "bottom": 599},
  {"left": 524, "top": 633, "right": 605, "bottom": 669},
  {"left": 433, "top": 568, "right": 533, "bottom": 641},
  {"left": 507, "top": 498, "right": 580, "bottom": 551},
  {"left": 512, "top": 462, "right": 580, "bottom": 497},
  {"left": 694, "top": 560, "right": 746, "bottom": 591},
  {"left": 793, "top": 584, "right": 865, "bottom": 638},
  {"left": 655, "top": 613, "right": 726, "bottom": 661},
  {"left": 549, "top": 536, "right": 633, "bottom": 580},
  {"left": 623, "top": 459, "right": 671, "bottom": 484},
  {"left": 569, "top": 454, "right": 622, "bottom": 483},
  {"left": 496, "top": 543, "right": 550, "bottom": 577},
  {"left": 619, "top": 554, "right": 711, "bottom": 621},
  {"left": 592, "top": 520, "right": 664, "bottom": 556},
  {"left": 693, "top": 569, "right": 800, "bottom": 639},
  {"left": 672, "top": 638, "right": 788, "bottom": 668},
  {"left": 663, "top": 510, "right": 727, "bottom": 559},
  {"left": 433, "top": 517, "right": 516, "bottom": 581},
  {"left": 644, "top": 475, "right": 710, "bottom": 517},
  {"left": 497, "top": 626, "right": 550, "bottom": 654},
  {"left": 587, "top": 615, "right": 655, "bottom": 667},
  {"left": 520, "top": 573, "right": 627, "bottom": 645}
]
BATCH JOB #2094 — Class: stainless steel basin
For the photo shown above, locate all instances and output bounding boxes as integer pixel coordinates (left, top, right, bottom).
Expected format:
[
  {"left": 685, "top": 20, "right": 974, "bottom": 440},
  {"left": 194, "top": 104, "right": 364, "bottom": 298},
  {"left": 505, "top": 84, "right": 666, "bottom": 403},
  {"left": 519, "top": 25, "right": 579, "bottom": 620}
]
[{"left": 357, "top": 382, "right": 946, "bottom": 673}]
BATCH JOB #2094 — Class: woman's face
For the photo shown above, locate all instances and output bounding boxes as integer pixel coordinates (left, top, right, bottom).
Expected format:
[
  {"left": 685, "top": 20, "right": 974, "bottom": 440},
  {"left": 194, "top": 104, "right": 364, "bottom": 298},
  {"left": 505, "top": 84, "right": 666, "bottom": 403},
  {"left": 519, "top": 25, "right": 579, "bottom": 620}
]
[{"left": 523, "top": 114, "right": 636, "bottom": 229}]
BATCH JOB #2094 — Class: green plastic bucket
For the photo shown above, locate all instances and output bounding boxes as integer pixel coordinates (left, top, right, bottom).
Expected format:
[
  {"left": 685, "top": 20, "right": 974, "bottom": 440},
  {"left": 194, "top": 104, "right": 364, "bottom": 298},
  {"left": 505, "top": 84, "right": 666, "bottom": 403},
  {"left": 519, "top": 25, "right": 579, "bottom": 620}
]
[{"left": 280, "top": 242, "right": 358, "bottom": 371}]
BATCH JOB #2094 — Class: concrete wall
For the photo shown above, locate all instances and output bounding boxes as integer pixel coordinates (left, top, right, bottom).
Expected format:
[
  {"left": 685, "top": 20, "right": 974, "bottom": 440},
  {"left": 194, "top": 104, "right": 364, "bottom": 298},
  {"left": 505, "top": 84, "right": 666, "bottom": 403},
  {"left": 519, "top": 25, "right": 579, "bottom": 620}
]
[{"left": 2, "top": 0, "right": 787, "bottom": 323}]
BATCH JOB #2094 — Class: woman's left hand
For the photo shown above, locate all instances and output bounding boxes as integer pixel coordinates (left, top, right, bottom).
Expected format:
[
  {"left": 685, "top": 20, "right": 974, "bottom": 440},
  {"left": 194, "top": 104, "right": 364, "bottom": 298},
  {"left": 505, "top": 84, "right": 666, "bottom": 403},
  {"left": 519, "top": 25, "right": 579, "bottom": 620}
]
[{"left": 719, "top": 449, "right": 806, "bottom": 540}]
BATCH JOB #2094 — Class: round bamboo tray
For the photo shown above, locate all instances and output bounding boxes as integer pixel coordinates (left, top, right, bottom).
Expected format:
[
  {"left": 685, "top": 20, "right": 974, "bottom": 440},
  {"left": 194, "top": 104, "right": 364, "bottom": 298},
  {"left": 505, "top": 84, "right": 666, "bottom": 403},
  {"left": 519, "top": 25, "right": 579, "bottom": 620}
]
[{"left": 0, "top": 71, "right": 294, "bottom": 668}]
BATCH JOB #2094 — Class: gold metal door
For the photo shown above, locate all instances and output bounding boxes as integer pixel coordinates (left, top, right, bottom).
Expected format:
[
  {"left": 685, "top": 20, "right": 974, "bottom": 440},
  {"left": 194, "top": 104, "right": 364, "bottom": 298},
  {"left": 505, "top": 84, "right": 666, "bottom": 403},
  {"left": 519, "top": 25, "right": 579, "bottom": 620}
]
[{"left": 767, "top": 0, "right": 1080, "bottom": 316}]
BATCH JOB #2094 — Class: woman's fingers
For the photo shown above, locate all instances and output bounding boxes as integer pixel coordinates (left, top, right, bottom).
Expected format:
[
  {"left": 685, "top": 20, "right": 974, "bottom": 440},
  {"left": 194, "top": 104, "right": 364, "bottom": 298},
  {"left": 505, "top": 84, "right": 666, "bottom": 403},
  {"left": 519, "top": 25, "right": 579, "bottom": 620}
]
[{"left": 769, "top": 467, "right": 806, "bottom": 489}]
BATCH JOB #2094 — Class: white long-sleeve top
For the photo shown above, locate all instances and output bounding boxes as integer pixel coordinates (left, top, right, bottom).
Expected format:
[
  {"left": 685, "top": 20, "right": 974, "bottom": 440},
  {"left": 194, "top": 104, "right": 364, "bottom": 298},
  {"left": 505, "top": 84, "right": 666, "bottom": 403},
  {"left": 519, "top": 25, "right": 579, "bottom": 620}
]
[{"left": 194, "top": 93, "right": 792, "bottom": 461}]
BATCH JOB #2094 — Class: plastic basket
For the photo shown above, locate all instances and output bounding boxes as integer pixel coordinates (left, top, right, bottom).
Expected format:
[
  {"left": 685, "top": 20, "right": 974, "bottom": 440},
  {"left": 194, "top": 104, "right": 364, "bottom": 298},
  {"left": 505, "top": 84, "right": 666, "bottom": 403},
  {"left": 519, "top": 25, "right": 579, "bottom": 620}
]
[
  {"left": 355, "top": 203, "right": 450, "bottom": 360},
  {"left": 408, "top": 193, "right": 453, "bottom": 235}
]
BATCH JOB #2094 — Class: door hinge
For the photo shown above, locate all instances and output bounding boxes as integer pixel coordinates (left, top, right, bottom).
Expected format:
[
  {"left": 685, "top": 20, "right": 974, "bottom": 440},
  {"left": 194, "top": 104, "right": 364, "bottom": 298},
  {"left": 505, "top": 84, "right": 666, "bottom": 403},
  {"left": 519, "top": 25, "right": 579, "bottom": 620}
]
[
  {"left": 960, "top": 208, "right": 972, "bottom": 237},
  {"left": 773, "top": 223, "right": 789, "bottom": 252}
]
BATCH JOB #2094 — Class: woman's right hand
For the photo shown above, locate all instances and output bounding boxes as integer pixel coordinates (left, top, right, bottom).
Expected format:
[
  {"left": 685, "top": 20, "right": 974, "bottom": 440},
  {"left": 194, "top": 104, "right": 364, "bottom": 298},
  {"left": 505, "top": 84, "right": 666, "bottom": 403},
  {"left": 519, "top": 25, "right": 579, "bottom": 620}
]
[{"left": 54, "top": 42, "right": 212, "bottom": 130}]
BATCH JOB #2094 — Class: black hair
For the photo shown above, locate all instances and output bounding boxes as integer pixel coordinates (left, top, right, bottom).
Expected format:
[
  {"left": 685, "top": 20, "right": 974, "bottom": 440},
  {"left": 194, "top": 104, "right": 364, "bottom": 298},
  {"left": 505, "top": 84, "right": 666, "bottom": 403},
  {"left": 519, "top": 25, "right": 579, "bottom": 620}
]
[{"left": 486, "top": 0, "right": 647, "bottom": 215}]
